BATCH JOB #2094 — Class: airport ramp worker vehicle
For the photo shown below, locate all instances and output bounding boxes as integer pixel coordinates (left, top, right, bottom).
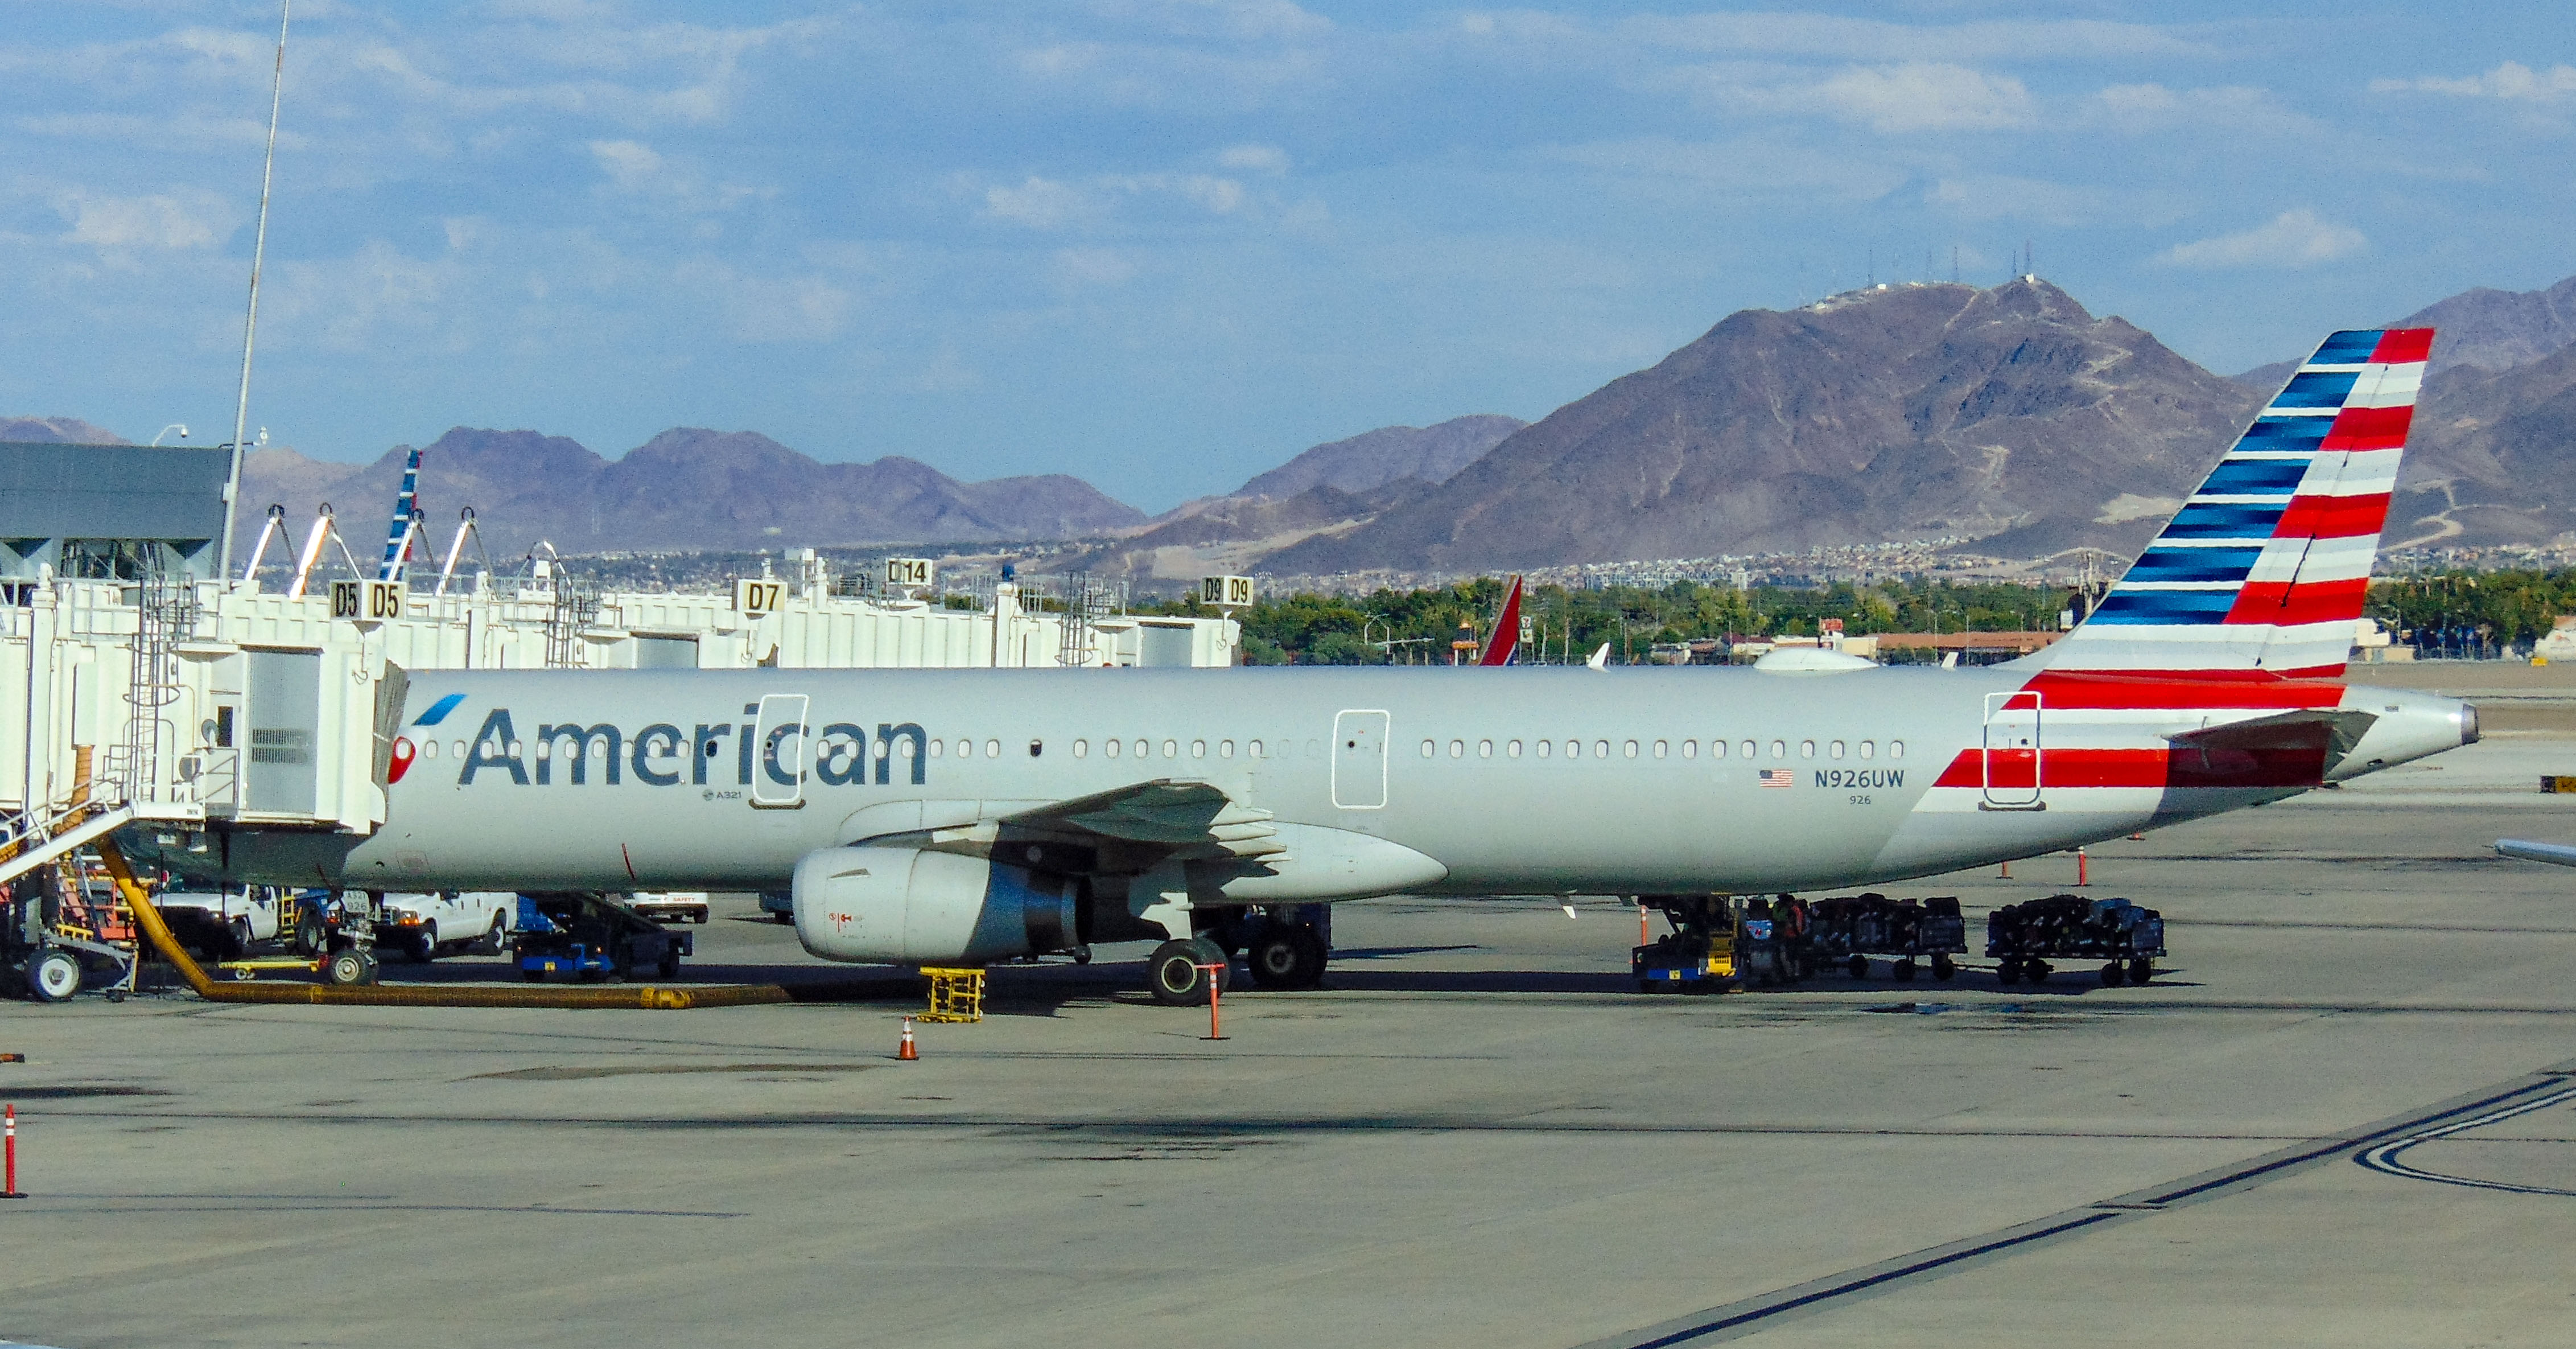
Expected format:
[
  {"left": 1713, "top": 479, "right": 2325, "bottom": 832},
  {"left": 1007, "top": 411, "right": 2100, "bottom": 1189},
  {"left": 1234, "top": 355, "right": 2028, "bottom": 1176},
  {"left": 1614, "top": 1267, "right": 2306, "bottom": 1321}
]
[{"left": 513, "top": 893, "right": 691, "bottom": 982}]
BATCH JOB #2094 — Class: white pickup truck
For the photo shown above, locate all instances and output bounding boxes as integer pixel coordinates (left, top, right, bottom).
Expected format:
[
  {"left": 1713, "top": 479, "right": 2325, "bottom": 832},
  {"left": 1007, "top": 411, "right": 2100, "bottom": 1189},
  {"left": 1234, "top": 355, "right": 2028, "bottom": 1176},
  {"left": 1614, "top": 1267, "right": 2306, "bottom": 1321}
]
[
  {"left": 374, "top": 891, "right": 517, "bottom": 962},
  {"left": 625, "top": 892, "right": 712, "bottom": 924},
  {"left": 152, "top": 886, "right": 287, "bottom": 960}
]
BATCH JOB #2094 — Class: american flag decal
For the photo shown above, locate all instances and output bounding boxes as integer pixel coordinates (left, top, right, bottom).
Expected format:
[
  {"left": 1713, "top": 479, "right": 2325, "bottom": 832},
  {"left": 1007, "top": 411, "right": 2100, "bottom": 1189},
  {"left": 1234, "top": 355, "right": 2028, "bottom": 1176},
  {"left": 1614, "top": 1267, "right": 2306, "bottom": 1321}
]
[{"left": 1758, "top": 769, "right": 1795, "bottom": 788}]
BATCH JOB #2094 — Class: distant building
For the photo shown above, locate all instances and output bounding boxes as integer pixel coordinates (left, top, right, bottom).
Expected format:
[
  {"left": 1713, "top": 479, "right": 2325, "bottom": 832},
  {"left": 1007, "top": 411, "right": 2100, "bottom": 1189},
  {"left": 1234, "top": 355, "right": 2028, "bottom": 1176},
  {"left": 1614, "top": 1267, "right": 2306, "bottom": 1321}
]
[{"left": 0, "top": 441, "right": 230, "bottom": 582}]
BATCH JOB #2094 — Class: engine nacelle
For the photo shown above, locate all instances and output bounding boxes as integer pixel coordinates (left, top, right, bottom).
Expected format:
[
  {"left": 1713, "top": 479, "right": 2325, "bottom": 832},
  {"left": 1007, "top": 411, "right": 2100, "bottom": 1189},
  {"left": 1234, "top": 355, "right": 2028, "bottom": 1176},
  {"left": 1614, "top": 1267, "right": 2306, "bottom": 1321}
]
[{"left": 791, "top": 846, "right": 1076, "bottom": 964}]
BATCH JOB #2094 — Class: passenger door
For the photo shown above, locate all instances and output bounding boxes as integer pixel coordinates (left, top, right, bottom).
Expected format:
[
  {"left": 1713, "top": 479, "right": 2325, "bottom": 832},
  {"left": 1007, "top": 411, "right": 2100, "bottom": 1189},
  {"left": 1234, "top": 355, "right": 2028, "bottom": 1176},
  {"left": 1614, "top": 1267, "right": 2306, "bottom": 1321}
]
[
  {"left": 1981, "top": 690, "right": 2043, "bottom": 809},
  {"left": 1330, "top": 710, "right": 1390, "bottom": 810},
  {"left": 752, "top": 693, "right": 810, "bottom": 808}
]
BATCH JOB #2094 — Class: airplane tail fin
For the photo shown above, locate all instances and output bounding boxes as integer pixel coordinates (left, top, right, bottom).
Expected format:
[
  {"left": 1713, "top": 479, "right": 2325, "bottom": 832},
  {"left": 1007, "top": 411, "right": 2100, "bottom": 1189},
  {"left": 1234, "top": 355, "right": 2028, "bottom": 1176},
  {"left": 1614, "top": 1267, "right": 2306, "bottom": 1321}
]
[
  {"left": 1479, "top": 576, "right": 1525, "bottom": 667},
  {"left": 2043, "top": 327, "right": 2431, "bottom": 680},
  {"left": 380, "top": 447, "right": 423, "bottom": 582}
]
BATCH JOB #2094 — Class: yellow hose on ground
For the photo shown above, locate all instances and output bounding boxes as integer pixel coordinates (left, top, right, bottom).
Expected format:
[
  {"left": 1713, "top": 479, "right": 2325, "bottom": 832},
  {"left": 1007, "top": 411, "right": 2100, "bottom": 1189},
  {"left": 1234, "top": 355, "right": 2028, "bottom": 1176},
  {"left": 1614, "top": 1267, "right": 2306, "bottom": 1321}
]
[{"left": 94, "top": 839, "right": 792, "bottom": 1010}]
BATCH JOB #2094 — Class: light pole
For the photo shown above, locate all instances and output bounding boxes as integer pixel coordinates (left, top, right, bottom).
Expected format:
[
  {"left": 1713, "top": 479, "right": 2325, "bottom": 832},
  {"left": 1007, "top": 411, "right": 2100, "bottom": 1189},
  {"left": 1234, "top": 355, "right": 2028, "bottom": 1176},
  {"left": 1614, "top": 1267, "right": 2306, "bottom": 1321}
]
[{"left": 151, "top": 423, "right": 189, "bottom": 446}]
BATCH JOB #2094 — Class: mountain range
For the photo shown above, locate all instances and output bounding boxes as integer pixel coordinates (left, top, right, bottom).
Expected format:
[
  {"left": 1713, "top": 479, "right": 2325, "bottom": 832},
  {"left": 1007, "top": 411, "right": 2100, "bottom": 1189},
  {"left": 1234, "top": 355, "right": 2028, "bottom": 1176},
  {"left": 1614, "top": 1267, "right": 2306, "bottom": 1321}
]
[{"left": 19, "top": 270, "right": 2576, "bottom": 571}]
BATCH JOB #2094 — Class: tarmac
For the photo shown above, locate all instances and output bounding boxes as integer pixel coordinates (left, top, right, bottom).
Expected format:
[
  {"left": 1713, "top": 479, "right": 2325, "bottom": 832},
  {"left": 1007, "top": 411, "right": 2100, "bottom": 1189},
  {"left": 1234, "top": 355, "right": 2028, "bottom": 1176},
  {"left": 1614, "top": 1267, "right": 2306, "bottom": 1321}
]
[{"left": 3, "top": 660, "right": 2573, "bottom": 1348}]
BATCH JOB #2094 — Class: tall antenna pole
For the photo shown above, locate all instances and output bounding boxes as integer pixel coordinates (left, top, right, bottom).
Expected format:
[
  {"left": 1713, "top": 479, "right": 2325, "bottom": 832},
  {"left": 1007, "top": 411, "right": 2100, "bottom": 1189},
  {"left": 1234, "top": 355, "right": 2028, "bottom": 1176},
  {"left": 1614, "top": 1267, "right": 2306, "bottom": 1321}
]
[{"left": 218, "top": 0, "right": 292, "bottom": 588}]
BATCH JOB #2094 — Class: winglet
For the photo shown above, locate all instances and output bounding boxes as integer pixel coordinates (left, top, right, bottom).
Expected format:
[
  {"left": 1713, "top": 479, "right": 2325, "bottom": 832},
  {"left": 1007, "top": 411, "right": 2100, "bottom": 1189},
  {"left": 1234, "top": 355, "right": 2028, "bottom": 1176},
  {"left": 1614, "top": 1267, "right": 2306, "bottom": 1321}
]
[{"left": 1586, "top": 643, "right": 1610, "bottom": 671}]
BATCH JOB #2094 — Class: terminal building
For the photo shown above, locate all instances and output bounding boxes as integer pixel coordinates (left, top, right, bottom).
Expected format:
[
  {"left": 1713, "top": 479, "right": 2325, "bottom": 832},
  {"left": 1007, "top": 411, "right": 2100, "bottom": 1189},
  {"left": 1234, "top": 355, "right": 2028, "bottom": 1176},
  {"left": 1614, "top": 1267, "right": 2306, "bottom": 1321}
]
[{"left": 1, "top": 439, "right": 1238, "bottom": 864}]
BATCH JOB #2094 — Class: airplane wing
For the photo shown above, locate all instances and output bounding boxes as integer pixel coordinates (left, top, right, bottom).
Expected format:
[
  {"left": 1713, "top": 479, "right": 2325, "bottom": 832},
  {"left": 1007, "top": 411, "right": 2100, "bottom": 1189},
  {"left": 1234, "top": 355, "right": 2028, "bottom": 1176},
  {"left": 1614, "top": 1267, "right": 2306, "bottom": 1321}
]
[
  {"left": 2496, "top": 838, "right": 2576, "bottom": 868},
  {"left": 1000, "top": 779, "right": 1276, "bottom": 850}
]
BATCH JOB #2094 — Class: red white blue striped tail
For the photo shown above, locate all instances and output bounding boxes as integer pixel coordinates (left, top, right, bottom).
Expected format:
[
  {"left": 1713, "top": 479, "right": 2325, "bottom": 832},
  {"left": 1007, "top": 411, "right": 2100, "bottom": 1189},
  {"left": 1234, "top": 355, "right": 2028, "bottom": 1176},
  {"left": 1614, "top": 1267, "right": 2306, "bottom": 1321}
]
[{"left": 2046, "top": 327, "right": 2431, "bottom": 680}]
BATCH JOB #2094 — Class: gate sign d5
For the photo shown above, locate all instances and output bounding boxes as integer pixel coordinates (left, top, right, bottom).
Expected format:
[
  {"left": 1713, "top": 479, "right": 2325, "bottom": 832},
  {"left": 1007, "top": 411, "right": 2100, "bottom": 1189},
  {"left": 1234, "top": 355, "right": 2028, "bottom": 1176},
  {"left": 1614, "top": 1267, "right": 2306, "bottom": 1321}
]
[{"left": 331, "top": 579, "right": 406, "bottom": 622}]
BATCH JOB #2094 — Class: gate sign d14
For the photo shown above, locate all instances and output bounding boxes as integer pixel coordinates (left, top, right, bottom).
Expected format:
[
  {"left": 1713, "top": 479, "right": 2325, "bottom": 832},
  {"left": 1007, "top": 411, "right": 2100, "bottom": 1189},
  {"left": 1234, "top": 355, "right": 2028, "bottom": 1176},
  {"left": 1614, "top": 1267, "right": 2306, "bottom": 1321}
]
[
  {"left": 331, "top": 579, "right": 406, "bottom": 621},
  {"left": 1202, "top": 575, "right": 1255, "bottom": 608},
  {"left": 734, "top": 578, "right": 785, "bottom": 618},
  {"left": 884, "top": 557, "right": 935, "bottom": 591}
]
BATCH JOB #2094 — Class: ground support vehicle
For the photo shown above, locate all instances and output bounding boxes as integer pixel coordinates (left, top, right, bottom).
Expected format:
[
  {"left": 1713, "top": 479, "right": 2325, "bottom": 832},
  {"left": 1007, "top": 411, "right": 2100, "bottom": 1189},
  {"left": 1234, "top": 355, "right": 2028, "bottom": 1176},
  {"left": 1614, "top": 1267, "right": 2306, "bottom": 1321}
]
[
  {"left": 626, "top": 892, "right": 712, "bottom": 925},
  {"left": 1986, "top": 894, "right": 2166, "bottom": 986},
  {"left": 3, "top": 866, "right": 138, "bottom": 1002},
  {"left": 153, "top": 886, "right": 285, "bottom": 961},
  {"left": 513, "top": 893, "right": 692, "bottom": 982},
  {"left": 1633, "top": 894, "right": 1739, "bottom": 993},
  {"left": 372, "top": 891, "right": 516, "bottom": 962},
  {"left": 1805, "top": 894, "right": 1967, "bottom": 981},
  {"left": 214, "top": 889, "right": 385, "bottom": 985}
]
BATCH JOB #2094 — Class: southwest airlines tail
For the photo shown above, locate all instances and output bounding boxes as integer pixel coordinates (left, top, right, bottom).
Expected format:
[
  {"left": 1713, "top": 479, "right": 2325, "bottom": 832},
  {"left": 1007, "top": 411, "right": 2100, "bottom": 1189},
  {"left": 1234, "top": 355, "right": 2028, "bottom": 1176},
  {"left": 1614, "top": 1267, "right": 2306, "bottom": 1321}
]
[{"left": 2046, "top": 327, "right": 2432, "bottom": 679}]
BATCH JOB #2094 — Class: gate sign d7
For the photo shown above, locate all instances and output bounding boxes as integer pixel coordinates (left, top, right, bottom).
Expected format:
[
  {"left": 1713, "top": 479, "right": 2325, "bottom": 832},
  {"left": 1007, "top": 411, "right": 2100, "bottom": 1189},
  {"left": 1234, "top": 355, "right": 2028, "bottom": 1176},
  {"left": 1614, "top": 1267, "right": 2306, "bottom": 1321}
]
[{"left": 734, "top": 578, "right": 785, "bottom": 617}]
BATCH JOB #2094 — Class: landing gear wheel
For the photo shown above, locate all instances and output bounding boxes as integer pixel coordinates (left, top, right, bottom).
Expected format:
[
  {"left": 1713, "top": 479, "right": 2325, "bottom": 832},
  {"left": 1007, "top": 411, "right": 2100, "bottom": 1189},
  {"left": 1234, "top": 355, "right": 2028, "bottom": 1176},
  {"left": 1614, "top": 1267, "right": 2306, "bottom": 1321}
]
[
  {"left": 1147, "top": 939, "right": 1216, "bottom": 1005},
  {"left": 409, "top": 922, "right": 438, "bottom": 964},
  {"left": 1847, "top": 955, "right": 1868, "bottom": 979},
  {"left": 1246, "top": 924, "right": 1328, "bottom": 990},
  {"left": 324, "top": 949, "right": 369, "bottom": 986},
  {"left": 27, "top": 950, "right": 81, "bottom": 1002},
  {"left": 1931, "top": 955, "right": 1957, "bottom": 981},
  {"left": 2128, "top": 959, "right": 2153, "bottom": 985},
  {"left": 1893, "top": 958, "right": 1918, "bottom": 982},
  {"left": 2100, "top": 962, "right": 2126, "bottom": 987}
]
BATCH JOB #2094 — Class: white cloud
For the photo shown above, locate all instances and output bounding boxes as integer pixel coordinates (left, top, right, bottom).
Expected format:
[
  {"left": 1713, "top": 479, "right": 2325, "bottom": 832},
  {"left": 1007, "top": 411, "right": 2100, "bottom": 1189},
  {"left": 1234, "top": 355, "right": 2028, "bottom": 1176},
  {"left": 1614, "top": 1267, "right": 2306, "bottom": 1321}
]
[
  {"left": 2089, "top": 83, "right": 2318, "bottom": 135},
  {"left": 1812, "top": 63, "right": 2033, "bottom": 132},
  {"left": 2372, "top": 61, "right": 2576, "bottom": 104},
  {"left": 52, "top": 188, "right": 229, "bottom": 251},
  {"left": 983, "top": 175, "right": 1100, "bottom": 229},
  {"left": 1616, "top": 13, "right": 2214, "bottom": 62},
  {"left": 1051, "top": 247, "right": 1137, "bottom": 289},
  {"left": 1218, "top": 143, "right": 1291, "bottom": 174},
  {"left": 589, "top": 139, "right": 665, "bottom": 191},
  {"left": 2156, "top": 210, "right": 2366, "bottom": 270},
  {"left": 676, "top": 261, "right": 852, "bottom": 343}
]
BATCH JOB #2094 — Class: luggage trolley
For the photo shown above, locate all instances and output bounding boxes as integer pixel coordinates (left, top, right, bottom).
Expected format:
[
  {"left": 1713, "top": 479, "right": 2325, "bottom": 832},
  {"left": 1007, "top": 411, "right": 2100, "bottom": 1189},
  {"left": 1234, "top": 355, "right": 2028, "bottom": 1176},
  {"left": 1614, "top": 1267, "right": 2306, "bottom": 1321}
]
[{"left": 1986, "top": 894, "right": 2166, "bottom": 986}]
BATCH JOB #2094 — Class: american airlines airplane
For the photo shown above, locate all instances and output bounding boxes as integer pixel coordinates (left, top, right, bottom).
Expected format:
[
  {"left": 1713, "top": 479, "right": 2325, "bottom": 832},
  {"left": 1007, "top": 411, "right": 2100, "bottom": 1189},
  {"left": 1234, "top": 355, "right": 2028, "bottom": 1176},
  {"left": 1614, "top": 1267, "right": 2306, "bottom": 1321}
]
[{"left": 166, "top": 327, "right": 2476, "bottom": 1003}]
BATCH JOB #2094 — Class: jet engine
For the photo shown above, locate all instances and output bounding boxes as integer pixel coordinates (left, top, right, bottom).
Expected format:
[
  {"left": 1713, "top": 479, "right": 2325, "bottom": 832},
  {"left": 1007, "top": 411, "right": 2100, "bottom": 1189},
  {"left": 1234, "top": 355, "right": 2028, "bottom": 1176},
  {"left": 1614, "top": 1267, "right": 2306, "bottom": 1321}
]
[{"left": 790, "top": 846, "right": 1077, "bottom": 964}]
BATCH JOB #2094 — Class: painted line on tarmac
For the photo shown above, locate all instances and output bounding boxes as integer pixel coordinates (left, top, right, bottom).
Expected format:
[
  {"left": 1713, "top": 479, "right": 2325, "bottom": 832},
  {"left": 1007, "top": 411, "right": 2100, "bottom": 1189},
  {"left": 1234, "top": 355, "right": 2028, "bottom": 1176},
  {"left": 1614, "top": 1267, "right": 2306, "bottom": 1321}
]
[
  {"left": 1575, "top": 1067, "right": 2576, "bottom": 1349},
  {"left": 2353, "top": 1085, "right": 2576, "bottom": 1198}
]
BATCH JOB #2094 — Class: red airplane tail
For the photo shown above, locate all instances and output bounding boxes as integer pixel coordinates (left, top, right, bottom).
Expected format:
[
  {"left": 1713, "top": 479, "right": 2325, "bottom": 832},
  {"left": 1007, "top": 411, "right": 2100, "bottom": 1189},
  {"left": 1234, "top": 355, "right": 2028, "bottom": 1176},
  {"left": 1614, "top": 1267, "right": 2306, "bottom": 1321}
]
[{"left": 1478, "top": 577, "right": 1524, "bottom": 666}]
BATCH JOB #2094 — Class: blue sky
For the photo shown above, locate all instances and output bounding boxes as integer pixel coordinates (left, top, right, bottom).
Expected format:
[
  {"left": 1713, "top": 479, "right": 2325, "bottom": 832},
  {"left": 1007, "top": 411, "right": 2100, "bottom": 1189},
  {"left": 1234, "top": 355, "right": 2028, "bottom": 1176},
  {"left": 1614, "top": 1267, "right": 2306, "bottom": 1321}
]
[{"left": 4, "top": 2, "right": 2573, "bottom": 511}]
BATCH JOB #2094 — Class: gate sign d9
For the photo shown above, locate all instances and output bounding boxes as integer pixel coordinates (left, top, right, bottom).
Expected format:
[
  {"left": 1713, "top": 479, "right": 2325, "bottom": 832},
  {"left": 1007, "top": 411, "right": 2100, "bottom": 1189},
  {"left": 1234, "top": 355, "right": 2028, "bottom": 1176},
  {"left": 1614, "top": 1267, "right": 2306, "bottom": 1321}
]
[
  {"left": 734, "top": 578, "right": 785, "bottom": 618},
  {"left": 884, "top": 557, "right": 934, "bottom": 590},
  {"left": 331, "top": 579, "right": 406, "bottom": 621},
  {"left": 1202, "top": 575, "right": 1255, "bottom": 608}
]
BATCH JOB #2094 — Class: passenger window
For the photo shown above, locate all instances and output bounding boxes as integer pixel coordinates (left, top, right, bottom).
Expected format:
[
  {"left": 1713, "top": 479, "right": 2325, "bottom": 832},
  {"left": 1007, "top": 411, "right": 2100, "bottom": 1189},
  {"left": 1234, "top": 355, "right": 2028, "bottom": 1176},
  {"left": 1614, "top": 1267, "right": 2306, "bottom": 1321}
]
[
  {"left": 422, "top": 739, "right": 439, "bottom": 760},
  {"left": 1422, "top": 739, "right": 1436, "bottom": 758},
  {"left": 930, "top": 739, "right": 944, "bottom": 758},
  {"left": 984, "top": 739, "right": 1000, "bottom": 759},
  {"left": 1478, "top": 739, "right": 1493, "bottom": 758},
  {"left": 1594, "top": 739, "right": 1610, "bottom": 759},
  {"left": 453, "top": 741, "right": 467, "bottom": 760},
  {"left": 508, "top": 739, "right": 523, "bottom": 757},
  {"left": 1191, "top": 739, "right": 1206, "bottom": 758},
  {"left": 1623, "top": 740, "right": 1638, "bottom": 758},
  {"left": 1135, "top": 739, "right": 1149, "bottom": 759},
  {"left": 1449, "top": 740, "right": 1464, "bottom": 758},
  {"left": 1219, "top": 739, "right": 1235, "bottom": 759},
  {"left": 1799, "top": 741, "right": 1814, "bottom": 759},
  {"left": 1106, "top": 739, "right": 1122, "bottom": 759},
  {"left": 1740, "top": 739, "right": 1755, "bottom": 760},
  {"left": 1769, "top": 740, "right": 1785, "bottom": 759},
  {"left": 1566, "top": 740, "right": 1581, "bottom": 759},
  {"left": 1829, "top": 741, "right": 1844, "bottom": 759},
  {"left": 533, "top": 740, "right": 550, "bottom": 761},
  {"left": 1536, "top": 740, "right": 1551, "bottom": 758},
  {"left": 1890, "top": 740, "right": 1905, "bottom": 759},
  {"left": 1654, "top": 740, "right": 1667, "bottom": 759},
  {"left": 1681, "top": 740, "right": 1697, "bottom": 759},
  {"left": 1161, "top": 739, "right": 1178, "bottom": 759},
  {"left": 1248, "top": 738, "right": 1264, "bottom": 758},
  {"left": 1507, "top": 739, "right": 1523, "bottom": 758},
  {"left": 1858, "top": 741, "right": 1873, "bottom": 759},
  {"left": 1073, "top": 739, "right": 1089, "bottom": 758}
]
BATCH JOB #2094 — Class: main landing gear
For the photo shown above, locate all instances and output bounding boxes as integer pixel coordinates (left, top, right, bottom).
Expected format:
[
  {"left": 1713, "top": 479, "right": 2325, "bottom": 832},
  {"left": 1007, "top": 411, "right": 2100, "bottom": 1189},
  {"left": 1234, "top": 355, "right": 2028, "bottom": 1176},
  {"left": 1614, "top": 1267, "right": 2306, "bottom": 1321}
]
[{"left": 1146, "top": 905, "right": 1332, "bottom": 1005}]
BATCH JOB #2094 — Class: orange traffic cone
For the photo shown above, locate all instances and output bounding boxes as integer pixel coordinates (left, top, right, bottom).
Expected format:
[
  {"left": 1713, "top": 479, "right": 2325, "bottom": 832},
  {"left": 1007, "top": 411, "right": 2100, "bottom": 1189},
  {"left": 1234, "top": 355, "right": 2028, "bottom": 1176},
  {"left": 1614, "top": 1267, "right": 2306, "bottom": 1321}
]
[{"left": 897, "top": 1017, "right": 918, "bottom": 1061}]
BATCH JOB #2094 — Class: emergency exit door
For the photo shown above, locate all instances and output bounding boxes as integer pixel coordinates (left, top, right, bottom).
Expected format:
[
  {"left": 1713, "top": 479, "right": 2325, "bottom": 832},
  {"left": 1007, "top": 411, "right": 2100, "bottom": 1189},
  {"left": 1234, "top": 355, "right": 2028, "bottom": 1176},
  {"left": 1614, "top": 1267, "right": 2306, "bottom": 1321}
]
[{"left": 1331, "top": 709, "right": 1389, "bottom": 810}]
